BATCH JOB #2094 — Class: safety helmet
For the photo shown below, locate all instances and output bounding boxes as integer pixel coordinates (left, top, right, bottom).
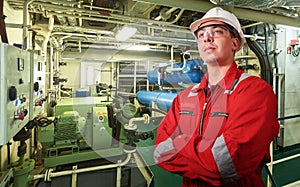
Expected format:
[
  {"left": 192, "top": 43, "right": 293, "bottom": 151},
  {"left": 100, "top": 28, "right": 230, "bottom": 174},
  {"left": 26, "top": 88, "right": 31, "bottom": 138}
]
[{"left": 190, "top": 7, "right": 244, "bottom": 51}]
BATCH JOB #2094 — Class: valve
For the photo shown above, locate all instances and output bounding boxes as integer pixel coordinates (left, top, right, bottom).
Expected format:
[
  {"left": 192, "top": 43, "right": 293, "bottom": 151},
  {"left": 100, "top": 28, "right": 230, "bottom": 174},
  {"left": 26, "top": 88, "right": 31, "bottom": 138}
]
[
  {"left": 14, "top": 113, "right": 25, "bottom": 120},
  {"left": 288, "top": 39, "right": 300, "bottom": 57}
]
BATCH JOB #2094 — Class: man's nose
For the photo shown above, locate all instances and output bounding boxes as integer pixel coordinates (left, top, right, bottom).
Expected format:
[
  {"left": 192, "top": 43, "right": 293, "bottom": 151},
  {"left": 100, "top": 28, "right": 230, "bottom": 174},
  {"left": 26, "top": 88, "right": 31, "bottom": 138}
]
[{"left": 203, "top": 30, "right": 214, "bottom": 43}]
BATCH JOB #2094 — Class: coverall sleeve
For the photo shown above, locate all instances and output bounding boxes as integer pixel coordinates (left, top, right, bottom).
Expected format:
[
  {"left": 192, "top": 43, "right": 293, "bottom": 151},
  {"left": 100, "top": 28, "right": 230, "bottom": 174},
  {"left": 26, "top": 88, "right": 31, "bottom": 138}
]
[{"left": 154, "top": 77, "right": 279, "bottom": 185}]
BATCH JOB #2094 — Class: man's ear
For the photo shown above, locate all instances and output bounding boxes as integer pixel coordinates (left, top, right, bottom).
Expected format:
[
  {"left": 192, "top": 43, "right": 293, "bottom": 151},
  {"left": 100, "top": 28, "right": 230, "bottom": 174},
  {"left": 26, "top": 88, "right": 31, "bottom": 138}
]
[{"left": 232, "top": 38, "right": 240, "bottom": 51}]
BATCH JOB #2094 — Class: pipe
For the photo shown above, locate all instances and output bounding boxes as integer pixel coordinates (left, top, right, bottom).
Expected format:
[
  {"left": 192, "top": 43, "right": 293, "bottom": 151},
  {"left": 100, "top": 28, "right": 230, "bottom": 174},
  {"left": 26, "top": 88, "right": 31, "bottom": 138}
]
[
  {"left": 29, "top": 1, "right": 190, "bottom": 33},
  {"left": 32, "top": 153, "right": 132, "bottom": 182},
  {"left": 50, "top": 31, "right": 194, "bottom": 47},
  {"left": 23, "top": 0, "right": 35, "bottom": 49},
  {"left": 128, "top": 114, "right": 150, "bottom": 127},
  {"left": 134, "top": 0, "right": 300, "bottom": 28},
  {"left": 31, "top": 1, "right": 187, "bottom": 28},
  {"left": 154, "top": 7, "right": 177, "bottom": 21},
  {"left": 49, "top": 46, "right": 54, "bottom": 90},
  {"left": 166, "top": 51, "right": 189, "bottom": 72},
  {"left": 116, "top": 164, "right": 121, "bottom": 187},
  {"left": 53, "top": 25, "right": 113, "bottom": 35},
  {"left": 267, "top": 153, "right": 300, "bottom": 166},
  {"left": 41, "top": 15, "right": 55, "bottom": 63},
  {"left": 71, "top": 165, "right": 77, "bottom": 187},
  {"left": 43, "top": 11, "right": 190, "bottom": 34},
  {"left": 169, "top": 9, "right": 185, "bottom": 24}
]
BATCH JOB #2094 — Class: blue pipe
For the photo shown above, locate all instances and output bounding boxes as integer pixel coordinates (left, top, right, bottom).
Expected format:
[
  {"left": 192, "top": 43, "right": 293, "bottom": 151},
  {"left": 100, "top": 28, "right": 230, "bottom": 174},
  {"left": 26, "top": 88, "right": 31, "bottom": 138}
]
[
  {"left": 147, "top": 59, "right": 204, "bottom": 85},
  {"left": 136, "top": 91, "right": 178, "bottom": 112}
]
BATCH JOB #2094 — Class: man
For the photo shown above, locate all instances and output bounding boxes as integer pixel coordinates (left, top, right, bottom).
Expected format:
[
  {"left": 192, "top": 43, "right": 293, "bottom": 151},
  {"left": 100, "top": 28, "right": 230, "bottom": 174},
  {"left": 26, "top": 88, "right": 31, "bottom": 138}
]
[{"left": 153, "top": 7, "right": 279, "bottom": 187}]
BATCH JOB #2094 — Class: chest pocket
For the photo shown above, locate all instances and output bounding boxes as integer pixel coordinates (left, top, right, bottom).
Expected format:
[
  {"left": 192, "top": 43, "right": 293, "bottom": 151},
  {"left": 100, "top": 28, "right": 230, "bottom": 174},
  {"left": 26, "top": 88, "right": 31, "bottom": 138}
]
[{"left": 178, "top": 103, "right": 200, "bottom": 135}]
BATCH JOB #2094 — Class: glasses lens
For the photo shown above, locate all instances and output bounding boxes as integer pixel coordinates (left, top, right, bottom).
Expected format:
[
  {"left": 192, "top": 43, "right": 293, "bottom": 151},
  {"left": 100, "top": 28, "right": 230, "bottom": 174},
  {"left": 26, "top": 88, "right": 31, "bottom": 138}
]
[{"left": 194, "top": 24, "right": 233, "bottom": 41}]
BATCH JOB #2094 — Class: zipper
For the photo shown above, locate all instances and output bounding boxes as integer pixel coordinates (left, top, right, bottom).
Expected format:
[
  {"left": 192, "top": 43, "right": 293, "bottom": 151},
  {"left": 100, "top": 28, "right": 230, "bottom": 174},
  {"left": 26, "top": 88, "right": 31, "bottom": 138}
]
[{"left": 199, "top": 86, "right": 215, "bottom": 135}]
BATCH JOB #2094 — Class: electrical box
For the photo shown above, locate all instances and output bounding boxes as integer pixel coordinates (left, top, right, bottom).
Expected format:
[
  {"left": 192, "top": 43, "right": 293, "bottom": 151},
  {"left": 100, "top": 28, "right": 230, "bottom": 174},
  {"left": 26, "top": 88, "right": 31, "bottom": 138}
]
[{"left": 0, "top": 43, "right": 31, "bottom": 145}]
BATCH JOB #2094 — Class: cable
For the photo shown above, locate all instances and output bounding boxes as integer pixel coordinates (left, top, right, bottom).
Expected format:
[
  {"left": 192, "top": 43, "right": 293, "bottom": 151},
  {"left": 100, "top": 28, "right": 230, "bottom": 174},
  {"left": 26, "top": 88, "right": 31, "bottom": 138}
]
[{"left": 26, "top": 117, "right": 58, "bottom": 128}]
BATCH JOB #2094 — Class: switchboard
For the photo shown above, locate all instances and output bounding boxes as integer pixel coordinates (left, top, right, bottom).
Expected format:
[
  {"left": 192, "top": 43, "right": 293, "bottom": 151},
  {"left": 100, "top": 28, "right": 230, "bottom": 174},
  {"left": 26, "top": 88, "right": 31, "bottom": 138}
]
[{"left": 0, "top": 43, "right": 31, "bottom": 145}]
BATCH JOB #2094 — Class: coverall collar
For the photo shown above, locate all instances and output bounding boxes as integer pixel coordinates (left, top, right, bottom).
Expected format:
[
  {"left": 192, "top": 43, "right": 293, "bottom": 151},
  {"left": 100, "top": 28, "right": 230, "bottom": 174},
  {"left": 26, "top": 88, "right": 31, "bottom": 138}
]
[{"left": 191, "top": 62, "right": 240, "bottom": 93}]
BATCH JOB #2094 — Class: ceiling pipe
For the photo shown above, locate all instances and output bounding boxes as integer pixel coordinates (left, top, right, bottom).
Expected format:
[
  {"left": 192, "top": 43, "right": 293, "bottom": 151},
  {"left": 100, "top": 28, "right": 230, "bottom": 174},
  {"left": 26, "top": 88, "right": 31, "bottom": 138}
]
[
  {"left": 42, "top": 15, "right": 55, "bottom": 59},
  {"left": 30, "top": 9, "right": 190, "bottom": 34},
  {"left": 31, "top": 1, "right": 188, "bottom": 29},
  {"left": 154, "top": 7, "right": 177, "bottom": 20},
  {"left": 53, "top": 25, "right": 114, "bottom": 35},
  {"left": 36, "top": 10, "right": 192, "bottom": 34},
  {"left": 133, "top": 0, "right": 300, "bottom": 27},
  {"left": 170, "top": 9, "right": 185, "bottom": 24},
  {"left": 23, "top": 0, "right": 35, "bottom": 49},
  {"left": 63, "top": 43, "right": 174, "bottom": 53}
]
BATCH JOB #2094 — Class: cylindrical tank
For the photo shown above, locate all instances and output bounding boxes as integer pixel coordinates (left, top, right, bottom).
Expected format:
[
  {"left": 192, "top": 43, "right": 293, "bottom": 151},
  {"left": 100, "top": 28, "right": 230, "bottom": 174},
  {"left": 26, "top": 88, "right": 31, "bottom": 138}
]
[
  {"left": 136, "top": 91, "right": 178, "bottom": 112},
  {"left": 147, "top": 59, "right": 204, "bottom": 85}
]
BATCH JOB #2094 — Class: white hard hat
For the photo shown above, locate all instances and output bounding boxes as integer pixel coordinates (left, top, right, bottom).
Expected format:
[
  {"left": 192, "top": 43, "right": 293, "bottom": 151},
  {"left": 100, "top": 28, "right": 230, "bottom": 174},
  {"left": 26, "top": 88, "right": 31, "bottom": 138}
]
[{"left": 190, "top": 7, "right": 244, "bottom": 51}]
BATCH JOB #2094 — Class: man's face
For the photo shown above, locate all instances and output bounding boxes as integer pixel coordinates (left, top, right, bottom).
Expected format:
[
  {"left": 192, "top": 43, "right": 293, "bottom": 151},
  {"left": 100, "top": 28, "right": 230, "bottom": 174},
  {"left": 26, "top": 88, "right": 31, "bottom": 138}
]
[{"left": 195, "top": 20, "right": 239, "bottom": 66}]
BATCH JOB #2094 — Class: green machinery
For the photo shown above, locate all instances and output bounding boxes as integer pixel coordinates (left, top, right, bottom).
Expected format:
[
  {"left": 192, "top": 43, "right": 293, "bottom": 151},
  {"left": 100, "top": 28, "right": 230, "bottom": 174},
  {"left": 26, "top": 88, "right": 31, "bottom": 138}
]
[
  {"left": 4, "top": 90, "right": 182, "bottom": 187},
  {"left": 16, "top": 96, "right": 155, "bottom": 187}
]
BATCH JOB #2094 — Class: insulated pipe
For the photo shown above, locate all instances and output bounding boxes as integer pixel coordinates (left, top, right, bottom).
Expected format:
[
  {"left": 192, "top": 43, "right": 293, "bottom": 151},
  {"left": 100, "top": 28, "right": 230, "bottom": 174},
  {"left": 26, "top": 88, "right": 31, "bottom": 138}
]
[
  {"left": 43, "top": 11, "right": 191, "bottom": 34},
  {"left": 42, "top": 15, "right": 55, "bottom": 63},
  {"left": 31, "top": 1, "right": 187, "bottom": 28},
  {"left": 32, "top": 153, "right": 132, "bottom": 183},
  {"left": 169, "top": 9, "right": 185, "bottom": 24},
  {"left": 30, "top": 2, "right": 190, "bottom": 33},
  {"left": 154, "top": 7, "right": 178, "bottom": 21},
  {"left": 134, "top": 0, "right": 300, "bottom": 28},
  {"left": 136, "top": 91, "right": 178, "bottom": 112},
  {"left": 53, "top": 25, "right": 114, "bottom": 35},
  {"left": 22, "top": 0, "right": 35, "bottom": 49}
]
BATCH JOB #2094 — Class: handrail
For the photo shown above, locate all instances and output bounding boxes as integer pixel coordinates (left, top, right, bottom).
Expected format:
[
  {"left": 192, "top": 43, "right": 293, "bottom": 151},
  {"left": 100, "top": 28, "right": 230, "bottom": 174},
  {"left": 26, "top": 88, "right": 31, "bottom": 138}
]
[{"left": 278, "top": 114, "right": 300, "bottom": 121}]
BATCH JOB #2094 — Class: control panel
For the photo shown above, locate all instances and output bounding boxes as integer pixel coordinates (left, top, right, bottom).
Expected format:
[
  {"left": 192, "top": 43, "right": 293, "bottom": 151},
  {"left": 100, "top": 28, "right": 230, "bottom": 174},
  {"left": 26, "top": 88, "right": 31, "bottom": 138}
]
[
  {"left": 0, "top": 43, "right": 31, "bottom": 145},
  {"left": 30, "top": 53, "right": 45, "bottom": 119}
]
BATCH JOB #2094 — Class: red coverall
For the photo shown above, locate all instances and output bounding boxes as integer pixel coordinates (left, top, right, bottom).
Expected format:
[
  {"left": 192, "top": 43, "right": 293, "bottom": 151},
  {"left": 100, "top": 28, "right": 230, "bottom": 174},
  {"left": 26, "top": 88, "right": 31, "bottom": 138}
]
[{"left": 154, "top": 62, "right": 279, "bottom": 187}]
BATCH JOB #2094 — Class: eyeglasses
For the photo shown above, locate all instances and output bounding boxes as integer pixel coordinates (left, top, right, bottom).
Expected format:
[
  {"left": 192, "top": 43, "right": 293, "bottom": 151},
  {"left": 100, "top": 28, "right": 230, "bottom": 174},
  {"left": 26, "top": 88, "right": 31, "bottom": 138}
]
[{"left": 194, "top": 24, "right": 235, "bottom": 41}]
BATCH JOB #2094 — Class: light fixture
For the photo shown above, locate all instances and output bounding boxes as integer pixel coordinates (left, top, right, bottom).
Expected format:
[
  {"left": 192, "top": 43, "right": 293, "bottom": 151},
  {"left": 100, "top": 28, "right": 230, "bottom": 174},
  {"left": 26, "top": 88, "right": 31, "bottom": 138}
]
[{"left": 115, "top": 26, "right": 137, "bottom": 41}]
